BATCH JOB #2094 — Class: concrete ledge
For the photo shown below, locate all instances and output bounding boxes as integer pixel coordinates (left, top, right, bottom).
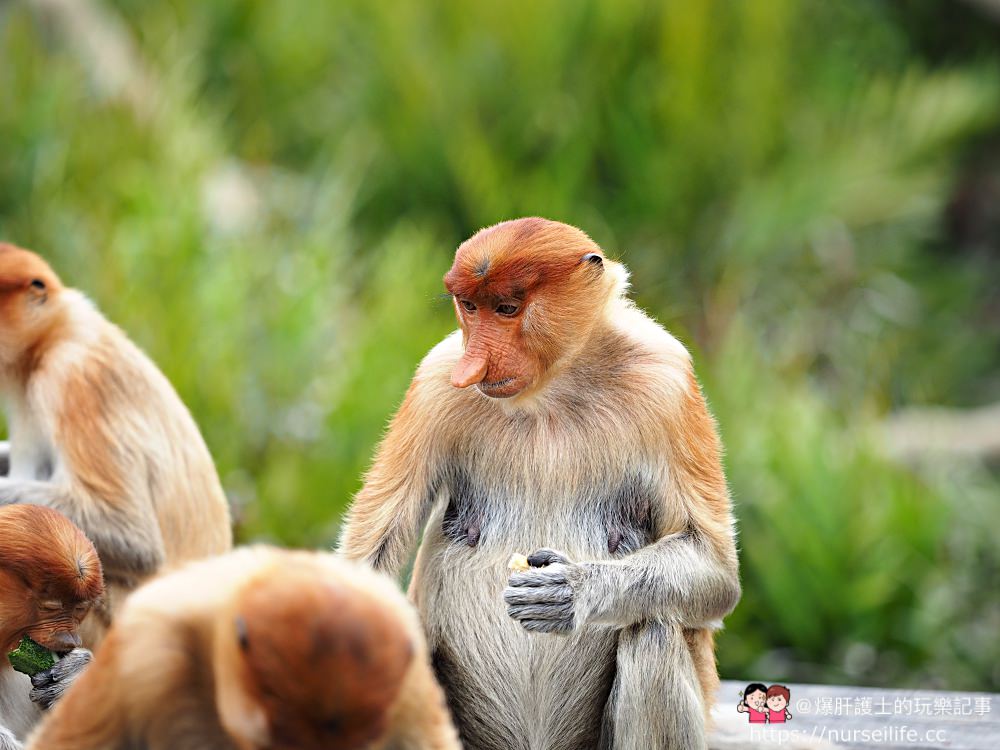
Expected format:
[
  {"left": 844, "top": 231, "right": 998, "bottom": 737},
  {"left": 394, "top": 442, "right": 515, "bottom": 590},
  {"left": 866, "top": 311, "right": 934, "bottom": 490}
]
[{"left": 711, "top": 680, "right": 998, "bottom": 749}]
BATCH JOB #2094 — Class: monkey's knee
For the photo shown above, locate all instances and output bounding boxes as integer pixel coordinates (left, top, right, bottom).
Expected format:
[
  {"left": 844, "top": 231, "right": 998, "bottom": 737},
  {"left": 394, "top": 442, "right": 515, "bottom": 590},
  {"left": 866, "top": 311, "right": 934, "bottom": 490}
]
[{"left": 603, "top": 622, "right": 707, "bottom": 750}]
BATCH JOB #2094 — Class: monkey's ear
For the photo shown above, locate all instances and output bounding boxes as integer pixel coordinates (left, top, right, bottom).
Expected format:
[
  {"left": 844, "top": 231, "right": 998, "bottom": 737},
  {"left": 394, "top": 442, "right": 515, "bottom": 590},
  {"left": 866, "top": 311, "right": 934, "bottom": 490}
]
[
  {"left": 215, "top": 616, "right": 269, "bottom": 749},
  {"left": 580, "top": 253, "right": 603, "bottom": 267},
  {"left": 27, "top": 278, "right": 47, "bottom": 303}
]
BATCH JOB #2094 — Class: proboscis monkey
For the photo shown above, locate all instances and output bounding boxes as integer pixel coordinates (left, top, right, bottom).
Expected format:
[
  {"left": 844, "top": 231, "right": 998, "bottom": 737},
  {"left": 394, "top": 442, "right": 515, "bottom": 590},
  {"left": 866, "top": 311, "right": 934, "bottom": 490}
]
[
  {"left": 340, "top": 217, "right": 741, "bottom": 749},
  {"left": 25, "top": 547, "right": 460, "bottom": 750},
  {"left": 0, "top": 243, "right": 232, "bottom": 644},
  {"left": 0, "top": 505, "right": 104, "bottom": 748}
]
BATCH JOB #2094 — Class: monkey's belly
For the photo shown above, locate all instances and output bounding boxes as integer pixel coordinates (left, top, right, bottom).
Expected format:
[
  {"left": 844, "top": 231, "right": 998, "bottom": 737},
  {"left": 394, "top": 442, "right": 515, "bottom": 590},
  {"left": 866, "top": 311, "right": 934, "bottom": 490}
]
[
  {"left": 413, "top": 519, "right": 620, "bottom": 750},
  {"left": 0, "top": 668, "right": 41, "bottom": 740}
]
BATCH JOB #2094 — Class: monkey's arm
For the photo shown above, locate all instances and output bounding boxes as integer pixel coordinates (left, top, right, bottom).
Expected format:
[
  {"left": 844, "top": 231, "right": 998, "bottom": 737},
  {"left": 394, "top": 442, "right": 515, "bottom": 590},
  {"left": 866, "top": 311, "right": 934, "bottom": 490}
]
[
  {"left": 386, "top": 653, "right": 462, "bottom": 749},
  {"left": 506, "top": 532, "right": 739, "bottom": 633},
  {"left": 29, "top": 649, "right": 93, "bottom": 711},
  {"left": 24, "top": 635, "right": 126, "bottom": 749},
  {"left": 338, "top": 378, "right": 448, "bottom": 576},
  {"left": 0, "top": 479, "right": 164, "bottom": 578},
  {"left": 506, "top": 370, "right": 740, "bottom": 631}
]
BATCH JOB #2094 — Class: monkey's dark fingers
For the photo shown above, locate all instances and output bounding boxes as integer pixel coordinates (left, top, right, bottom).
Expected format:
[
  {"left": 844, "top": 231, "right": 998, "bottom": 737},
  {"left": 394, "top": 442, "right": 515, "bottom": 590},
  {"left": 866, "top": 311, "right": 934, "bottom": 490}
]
[
  {"left": 30, "top": 648, "right": 92, "bottom": 687},
  {"left": 527, "top": 548, "right": 571, "bottom": 567},
  {"left": 29, "top": 680, "right": 62, "bottom": 711},
  {"left": 30, "top": 648, "right": 92, "bottom": 710},
  {"left": 519, "top": 617, "right": 575, "bottom": 635},
  {"left": 503, "top": 584, "right": 573, "bottom": 607},
  {"left": 503, "top": 584, "right": 573, "bottom": 606},
  {"left": 507, "top": 566, "right": 569, "bottom": 588},
  {"left": 507, "top": 601, "right": 575, "bottom": 623}
]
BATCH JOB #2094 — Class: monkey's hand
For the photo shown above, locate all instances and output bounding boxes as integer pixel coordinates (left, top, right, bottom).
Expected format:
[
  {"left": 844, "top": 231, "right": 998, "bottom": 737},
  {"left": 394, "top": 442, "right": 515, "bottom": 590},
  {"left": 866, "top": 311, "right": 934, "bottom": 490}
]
[
  {"left": 0, "top": 725, "right": 22, "bottom": 750},
  {"left": 29, "top": 648, "right": 93, "bottom": 710},
  {"left": 503, "top": 549, "right": 584, "bottom": 635}
]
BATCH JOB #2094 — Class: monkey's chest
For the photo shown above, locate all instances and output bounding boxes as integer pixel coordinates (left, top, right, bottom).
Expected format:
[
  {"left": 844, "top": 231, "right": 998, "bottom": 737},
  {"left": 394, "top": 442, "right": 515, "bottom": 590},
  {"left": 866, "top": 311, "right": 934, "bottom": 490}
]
[
  {"left": 0, "top": 668, "right": 41, "bottom": 740},
  {"left": 438, "top": 468, "right": 656, "bottom": 559},
  {"left": 416, "top": 469, "right": 661, "bottom": 748}
]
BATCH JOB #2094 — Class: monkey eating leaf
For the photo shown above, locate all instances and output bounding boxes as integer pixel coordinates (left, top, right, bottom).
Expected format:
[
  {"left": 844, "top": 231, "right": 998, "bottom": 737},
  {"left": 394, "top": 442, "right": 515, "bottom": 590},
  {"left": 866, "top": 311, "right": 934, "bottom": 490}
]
[{"left": 8, "top": 636, "right": 56, "bottom": 676}]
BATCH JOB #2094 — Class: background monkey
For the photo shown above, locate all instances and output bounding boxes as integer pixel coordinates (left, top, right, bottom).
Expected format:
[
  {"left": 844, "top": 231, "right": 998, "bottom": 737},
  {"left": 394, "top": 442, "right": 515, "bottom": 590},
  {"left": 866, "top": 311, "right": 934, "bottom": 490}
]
[
  {"left": 0, "top": 504, "right": 105, "bottom": 748},
  {"left": 0, "top": 243, "right": 231, "bottom": 638},
  {"left": 25, "top": 546, "right": 460, "bottom": 750},
  {"left": 340, "top": 217, "right": 741, "bottom": 749}
]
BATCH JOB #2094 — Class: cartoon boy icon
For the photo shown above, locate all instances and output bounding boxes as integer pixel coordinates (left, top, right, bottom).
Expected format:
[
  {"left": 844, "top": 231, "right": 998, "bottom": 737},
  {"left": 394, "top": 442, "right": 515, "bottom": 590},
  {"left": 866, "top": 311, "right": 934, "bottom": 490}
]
[
  {"left": 766, "top": 684, "right": 792, "bottom": 723},
  {"left": 737, "top": 683, "right": 768, "bottom": 723}
]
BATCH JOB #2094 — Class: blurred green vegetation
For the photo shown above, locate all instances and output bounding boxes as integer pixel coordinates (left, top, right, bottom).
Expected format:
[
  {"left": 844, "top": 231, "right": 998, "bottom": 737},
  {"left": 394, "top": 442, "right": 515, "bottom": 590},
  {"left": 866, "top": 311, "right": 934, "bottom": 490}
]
[{"left": 1, "top": 0, "right": 997, "bottom": 691}]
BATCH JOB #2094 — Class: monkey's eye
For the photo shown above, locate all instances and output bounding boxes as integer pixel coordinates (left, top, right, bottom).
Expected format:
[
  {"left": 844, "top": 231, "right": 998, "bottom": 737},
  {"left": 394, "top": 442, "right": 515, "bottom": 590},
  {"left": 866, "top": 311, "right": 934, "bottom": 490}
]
[
  {"left": 459, "top": 299, "right": 477, "bottom": 313},
  {"left": 40, "top": 600, "right": 63, "bottom": 612},
  {"left": 495, "top": 303, "right": 520, "bottom": 317},
  {"left": 29, "top": 279, "right": 45, "bottom": 291}
]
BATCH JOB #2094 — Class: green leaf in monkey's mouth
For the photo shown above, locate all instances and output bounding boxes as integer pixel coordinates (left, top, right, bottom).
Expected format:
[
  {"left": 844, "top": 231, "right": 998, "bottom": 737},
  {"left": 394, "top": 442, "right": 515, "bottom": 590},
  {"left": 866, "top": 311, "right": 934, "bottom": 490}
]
[{"left": 8, "top": 635, "right": 56, "bottom": 676}]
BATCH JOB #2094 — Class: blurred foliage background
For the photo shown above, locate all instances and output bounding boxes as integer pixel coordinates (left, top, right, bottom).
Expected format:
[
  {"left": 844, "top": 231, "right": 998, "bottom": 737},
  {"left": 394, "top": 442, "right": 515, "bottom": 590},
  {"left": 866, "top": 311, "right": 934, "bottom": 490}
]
[{"left": 0, "top": 0, "right": 998, "bottom": 691}]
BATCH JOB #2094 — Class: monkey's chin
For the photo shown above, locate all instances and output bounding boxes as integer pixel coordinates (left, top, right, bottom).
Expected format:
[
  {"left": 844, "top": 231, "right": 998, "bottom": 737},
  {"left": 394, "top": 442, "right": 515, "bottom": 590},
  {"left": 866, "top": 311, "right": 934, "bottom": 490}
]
[{"left": 476, "top": 377, "right": 524, "bottom": 399}]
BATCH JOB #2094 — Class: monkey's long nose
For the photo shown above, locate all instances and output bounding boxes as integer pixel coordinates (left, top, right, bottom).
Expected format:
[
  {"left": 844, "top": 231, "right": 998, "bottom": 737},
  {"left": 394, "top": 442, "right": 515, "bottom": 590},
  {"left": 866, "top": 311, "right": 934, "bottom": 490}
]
[
  {"left": 451, "top": 352, "right": 488, "bottom": 389},
  {"left": 45, "top": 630, "right": 82, "bottom": 652}
]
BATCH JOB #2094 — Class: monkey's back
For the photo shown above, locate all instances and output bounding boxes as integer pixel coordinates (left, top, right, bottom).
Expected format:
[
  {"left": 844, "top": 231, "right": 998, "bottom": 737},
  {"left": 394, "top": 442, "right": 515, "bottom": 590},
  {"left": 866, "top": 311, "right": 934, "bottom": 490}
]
[
  {"left": 38, "top": 292, "right": 232, "bottom": 566},
  {"left": 84, "top": 321, "right": 233, "bottom": 564}
]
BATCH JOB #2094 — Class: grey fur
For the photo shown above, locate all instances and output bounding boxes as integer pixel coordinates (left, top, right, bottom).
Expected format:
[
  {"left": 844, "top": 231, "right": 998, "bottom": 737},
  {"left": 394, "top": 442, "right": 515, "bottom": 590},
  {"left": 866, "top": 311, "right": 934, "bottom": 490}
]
[
  {"left": 0, "top": 726, "right": 22, "bottom": 750},
  {"left": 29, "top": 649, "right": 92, "bottom": 711},
  {"left": 412, "top": 464, "right": 735, "bottom": 750},
  {"left": 599, "top": 622, "right": 706, "bottom": 749}
]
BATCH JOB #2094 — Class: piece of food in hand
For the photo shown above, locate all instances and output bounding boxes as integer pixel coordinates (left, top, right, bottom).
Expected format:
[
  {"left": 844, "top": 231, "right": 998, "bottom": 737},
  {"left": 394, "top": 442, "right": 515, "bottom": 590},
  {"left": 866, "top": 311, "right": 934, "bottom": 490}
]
[
  {"left": 8, "top": 636, "right": 56, "bottom": 676},
  {"left": 508, "top": 553, "right": 530, "bottom": 573}
]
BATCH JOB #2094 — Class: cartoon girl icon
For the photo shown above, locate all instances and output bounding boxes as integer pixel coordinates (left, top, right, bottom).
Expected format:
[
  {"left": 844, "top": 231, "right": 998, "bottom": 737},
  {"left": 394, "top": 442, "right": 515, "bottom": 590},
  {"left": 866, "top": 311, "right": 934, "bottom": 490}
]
[
  {"left": 737, "top": 683, "right": 768, "bottom": 723},
  {"left": 766, "top": 684, "right": 792, "bottom": 723}
]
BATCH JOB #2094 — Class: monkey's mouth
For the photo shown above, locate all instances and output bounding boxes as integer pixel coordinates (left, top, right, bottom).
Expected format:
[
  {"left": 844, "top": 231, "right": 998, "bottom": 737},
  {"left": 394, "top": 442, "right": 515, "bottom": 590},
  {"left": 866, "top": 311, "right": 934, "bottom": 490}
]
[{"left": 477, "top": 377, "right": 520, "bottom": 398}]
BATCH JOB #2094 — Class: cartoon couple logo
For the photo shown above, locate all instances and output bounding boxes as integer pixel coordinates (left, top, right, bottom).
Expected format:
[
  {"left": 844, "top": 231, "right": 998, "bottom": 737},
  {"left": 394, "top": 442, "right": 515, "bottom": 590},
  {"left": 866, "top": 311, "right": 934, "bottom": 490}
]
[{"left": 737, "top": 683, "right": 792, "bottom": 724}]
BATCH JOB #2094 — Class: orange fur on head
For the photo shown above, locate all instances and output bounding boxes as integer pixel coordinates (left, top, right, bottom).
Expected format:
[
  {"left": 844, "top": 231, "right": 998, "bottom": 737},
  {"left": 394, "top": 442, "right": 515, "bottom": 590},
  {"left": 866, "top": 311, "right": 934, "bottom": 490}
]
[
  {"left": 0, "top": 505, "right": 104, "bottom": 652},
  {"left": 0, "top": 244, "right": 65, "bottom": 375},
  {"left": 219, "top": 561, "right": 415, "bottom": 750},
  {"left": 443, "top": 218, "right": 612, "bottom": 398}
]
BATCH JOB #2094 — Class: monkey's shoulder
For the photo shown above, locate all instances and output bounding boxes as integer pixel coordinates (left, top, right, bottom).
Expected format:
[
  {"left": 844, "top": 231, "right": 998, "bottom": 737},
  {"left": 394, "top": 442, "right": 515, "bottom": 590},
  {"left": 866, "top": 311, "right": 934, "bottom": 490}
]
[
  {"left": 407, "top": 331, "right": 481, "bottom": 407},
  {"left": 417, "top": 329, "right": 464, "bottom": 375},
  {"left": 576, "top": 304, "right": 696, "bottom": 403},
  {"left": 609, "top": 302, "right": 691, "bottom": 368}
]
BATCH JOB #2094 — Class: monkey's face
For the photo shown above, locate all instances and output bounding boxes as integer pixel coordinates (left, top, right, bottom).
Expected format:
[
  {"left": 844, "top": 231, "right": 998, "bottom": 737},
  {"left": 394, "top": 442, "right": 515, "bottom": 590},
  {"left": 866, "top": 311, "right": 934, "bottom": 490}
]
[
  {"left": 25, "top": 595, "right": 91, "bottom": 653},
  {"left": 0, "top": 244, "right": 63, "bottom": 367},
  {"left": 0, "top": 572, "right": 91, "bottom": 653},
  {"left": 449, "top": 293, "right": 539, "bottom": 398},
  {"left": 444, "top": 218, "right": 612, "bottom": 400}
]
